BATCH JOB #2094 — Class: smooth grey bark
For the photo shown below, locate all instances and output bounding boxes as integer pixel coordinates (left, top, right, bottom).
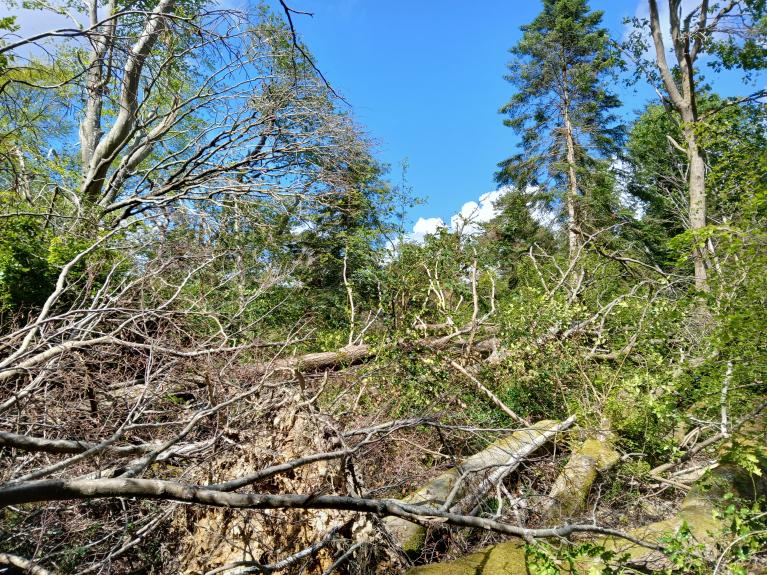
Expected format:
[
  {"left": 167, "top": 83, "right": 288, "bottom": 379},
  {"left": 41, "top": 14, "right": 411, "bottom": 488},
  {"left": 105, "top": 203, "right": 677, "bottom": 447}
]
[
  {"left": 80, "top": 0, "right": 175, "bottom": 205},
  {"left": 79, "top": 0, "right": 117, "bottom": 172},
  {"left": 0, "top": 477, "right": 659, "bottom": 550},
  {"left": 646, "top": 0, "right": 740, "bottom": 291}
]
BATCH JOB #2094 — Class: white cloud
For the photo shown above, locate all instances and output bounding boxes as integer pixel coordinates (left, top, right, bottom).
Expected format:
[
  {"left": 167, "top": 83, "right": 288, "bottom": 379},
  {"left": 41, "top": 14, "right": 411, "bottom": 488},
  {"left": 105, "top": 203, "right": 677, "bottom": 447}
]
[
  {"left": 406, "top": 188, "right": 508, "bottom": 243},
  {"left": 409, "top": 216, "right": 446, "bottom": 243},
  {"left": 450, "top": 189, "right": 507, "bottom": 235},
  {"left": 406, "top": 185, "right": 567, "bottom": 244}
]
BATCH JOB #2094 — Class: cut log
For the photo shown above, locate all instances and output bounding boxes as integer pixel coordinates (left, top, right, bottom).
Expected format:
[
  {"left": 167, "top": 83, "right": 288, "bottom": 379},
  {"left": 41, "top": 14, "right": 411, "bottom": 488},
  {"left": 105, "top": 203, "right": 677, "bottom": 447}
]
[
  {"left": 383, "top": 417, "right": 576, "bottom": 554},
  {"left": 406, "top": 462, "right": 767, "bottom": 574},
  {"left": 542, "top": 428, "right": 619, "bottom": 522}
]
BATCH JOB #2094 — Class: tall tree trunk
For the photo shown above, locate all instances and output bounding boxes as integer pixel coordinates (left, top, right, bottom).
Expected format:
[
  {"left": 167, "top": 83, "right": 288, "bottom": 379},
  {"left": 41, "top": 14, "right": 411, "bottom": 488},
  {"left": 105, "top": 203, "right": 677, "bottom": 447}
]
[
  {"left": 562, "top": 103, "right": 583, "bottom": 289},
  {"left": 647, "top": 0, "right": 718, "bottom": 292},
  {"left": 79, "top": 0, "right": 175, "bottom": 205},
  {"left": 684, "top": 123, "right": 708, "bottom": 291},
  {"left": 79, "top": 0, "right": 116, "bottom": 174}
]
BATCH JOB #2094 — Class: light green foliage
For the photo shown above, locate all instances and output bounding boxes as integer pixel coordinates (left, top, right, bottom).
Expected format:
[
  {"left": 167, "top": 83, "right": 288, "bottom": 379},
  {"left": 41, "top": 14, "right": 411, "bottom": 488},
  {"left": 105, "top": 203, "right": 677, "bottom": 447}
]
[
  {"left": 605, "top": 373, "right": 679, "bottom": 462},
  {"left": 707, "top": 1, "right": 767, "bottom": 73},
  {"left": 483, "top": 186, "right": 556, "bottom": 285},
  {"left": 0, "top": 14, "right": 18, "bottom": 71},
  {"left": 626, "top": 98, "right": 767, "bottom": 274},
  {"left": 381, "top": 228, "right": 498, "bottom": 331},
  {"left": 711, "top": 493, "right": 767, "bottom": 574},
  {"left": 656, "top": 493, "right": 767, "bottom": 575}
]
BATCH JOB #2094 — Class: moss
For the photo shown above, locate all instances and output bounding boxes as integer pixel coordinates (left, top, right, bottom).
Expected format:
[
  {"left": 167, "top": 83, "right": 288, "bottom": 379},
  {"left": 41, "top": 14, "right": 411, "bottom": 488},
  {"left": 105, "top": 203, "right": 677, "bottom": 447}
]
[
  {"left": 407, "top": 539, "right": 528, "bottom": 575},
  {"left": 585, "top": 464, "right": 767, "bottom": 571},
  {"left": 481, "top": 542, "right": 530, "bottom": 573},
  {"left": 409, "top": 463, "right": 767, "bottom": 574},
  {"left": 579, "top": 438, "right": 620, "bottom": 471},
  {"left": 687, "top": 462, "right": 767, "bottom": 503},
  {"left": 400, "top": 525, "right": 426, "bottom": 555},
  {"left": 547, "top": 437, "right": 619, "bottom": 520}
]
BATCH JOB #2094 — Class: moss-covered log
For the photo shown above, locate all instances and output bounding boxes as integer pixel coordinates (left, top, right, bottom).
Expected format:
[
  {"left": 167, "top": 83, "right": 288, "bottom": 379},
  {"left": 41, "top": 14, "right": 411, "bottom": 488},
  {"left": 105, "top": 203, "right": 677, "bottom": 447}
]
[
  {"left": 407, "top": 462, "right": 767, "bottom": 574},
  {"left": 543, "top": 430, "right": 619, "bottom": 521}
]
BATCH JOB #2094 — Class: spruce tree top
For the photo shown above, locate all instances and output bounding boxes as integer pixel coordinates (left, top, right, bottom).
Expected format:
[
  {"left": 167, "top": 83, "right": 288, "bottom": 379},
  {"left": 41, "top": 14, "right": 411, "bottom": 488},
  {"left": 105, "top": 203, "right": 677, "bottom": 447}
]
[{"left": 496, "top": 0, "right": 623, "bottom": 190}]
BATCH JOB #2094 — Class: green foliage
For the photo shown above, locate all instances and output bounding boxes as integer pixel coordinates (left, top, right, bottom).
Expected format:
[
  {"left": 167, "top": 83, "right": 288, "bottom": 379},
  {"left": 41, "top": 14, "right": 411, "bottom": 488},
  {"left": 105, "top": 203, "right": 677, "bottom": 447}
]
[
  {"left": 654, "top": 522, "right": 709, "bottom": 574},
  {"left": 708, "top": 0, "right": 767, "bottom": 73},
  {"left": 605, "top": 373, "right": 679, "bottom": 463},
  {"left": 0, "top": 202, "right": 55, "bottom": 313},
  {"left": 483, "top": 186, "right": 555, "bottom": 285},
  {"left": 497, "top": 0, "right": 624, "bottom": 237},
  {"left": 712, "top": 493, "right": 767, "bottom": 574},
  {"left": 2, "top": 2, "right": 767, "bottom": 571},
  {"left": 291, "top": 156, "right": 397, "bottom": 325},
  {"left": 525, "top": 540, "right": 631, "bottom": 574},
  {"left": 523, "top": 495, "right": 767, "bottom": 574},
  {"left": 0, "top": 14, "right": 18, "bottom": 71},
  {"left": 721, "top": 440, "right": 767, "bottom": 477},
  {"left": 625, "top": 98, "right": 767, "bottom": 272},
  {"left": 655, "top": 495, "right": 767, "bottom": 575}
]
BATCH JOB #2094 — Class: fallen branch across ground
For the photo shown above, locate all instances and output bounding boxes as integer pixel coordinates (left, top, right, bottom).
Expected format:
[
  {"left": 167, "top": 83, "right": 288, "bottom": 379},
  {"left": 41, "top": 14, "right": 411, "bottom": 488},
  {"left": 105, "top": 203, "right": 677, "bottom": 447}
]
[
  {"left": 448, "top": 360, "right": 530, "bottom": 425},
  {"left": 243, "top": 322, "right": 502, "bottom": 375},
  {"left": 382, "top": 418, "right": 576, "bottom": 551},
  {"left": 651, "top": 398, "right": 767, "bottom": 476},
  {"left": 0, "top": 476, "right": 662, "bottom": 552},
  {"left": 0, "top": 553, "right": 54, "bottom": 575}
]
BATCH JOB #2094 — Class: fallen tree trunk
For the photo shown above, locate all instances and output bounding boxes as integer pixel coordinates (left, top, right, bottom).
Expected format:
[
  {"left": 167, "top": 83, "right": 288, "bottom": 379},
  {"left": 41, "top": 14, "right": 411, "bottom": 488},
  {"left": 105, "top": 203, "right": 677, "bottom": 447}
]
[
  {"left": 244, "top": 324, "right": 502, "bottom": 375},
  {"left": 542, "top": 427, "right": 619, "bottom": 522},
  {"left": 407, "top": 462, "right": 767, "bottom": 574},
  {"left": 383, "top": 418, "right": 576, "bottom": 554},
  {"left": 0, "top": 553, "right": 54, "bottom": 575},
  {"left": 262, "top": 343, "right": 375, "bottom": 373}
]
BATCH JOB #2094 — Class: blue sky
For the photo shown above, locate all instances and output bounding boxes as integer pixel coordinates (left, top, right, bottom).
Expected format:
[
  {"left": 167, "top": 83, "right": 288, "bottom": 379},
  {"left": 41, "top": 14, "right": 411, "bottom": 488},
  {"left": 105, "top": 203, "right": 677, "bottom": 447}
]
[
  {"left": 263, "top": 0, "right": 760, "bottom": 238},
  {"left": 9, "top": 0, "right": 760, "bottom": 237},
  {"left": 264, "top": 0, "right": 644, "bottom": 234}
]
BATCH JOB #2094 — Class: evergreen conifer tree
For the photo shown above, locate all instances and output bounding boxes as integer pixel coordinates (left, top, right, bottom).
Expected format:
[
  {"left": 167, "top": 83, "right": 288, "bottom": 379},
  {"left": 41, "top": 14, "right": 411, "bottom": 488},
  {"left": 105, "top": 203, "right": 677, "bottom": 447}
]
[{"left": 497, "top": 0, "right": 623, "bottom": 273}]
